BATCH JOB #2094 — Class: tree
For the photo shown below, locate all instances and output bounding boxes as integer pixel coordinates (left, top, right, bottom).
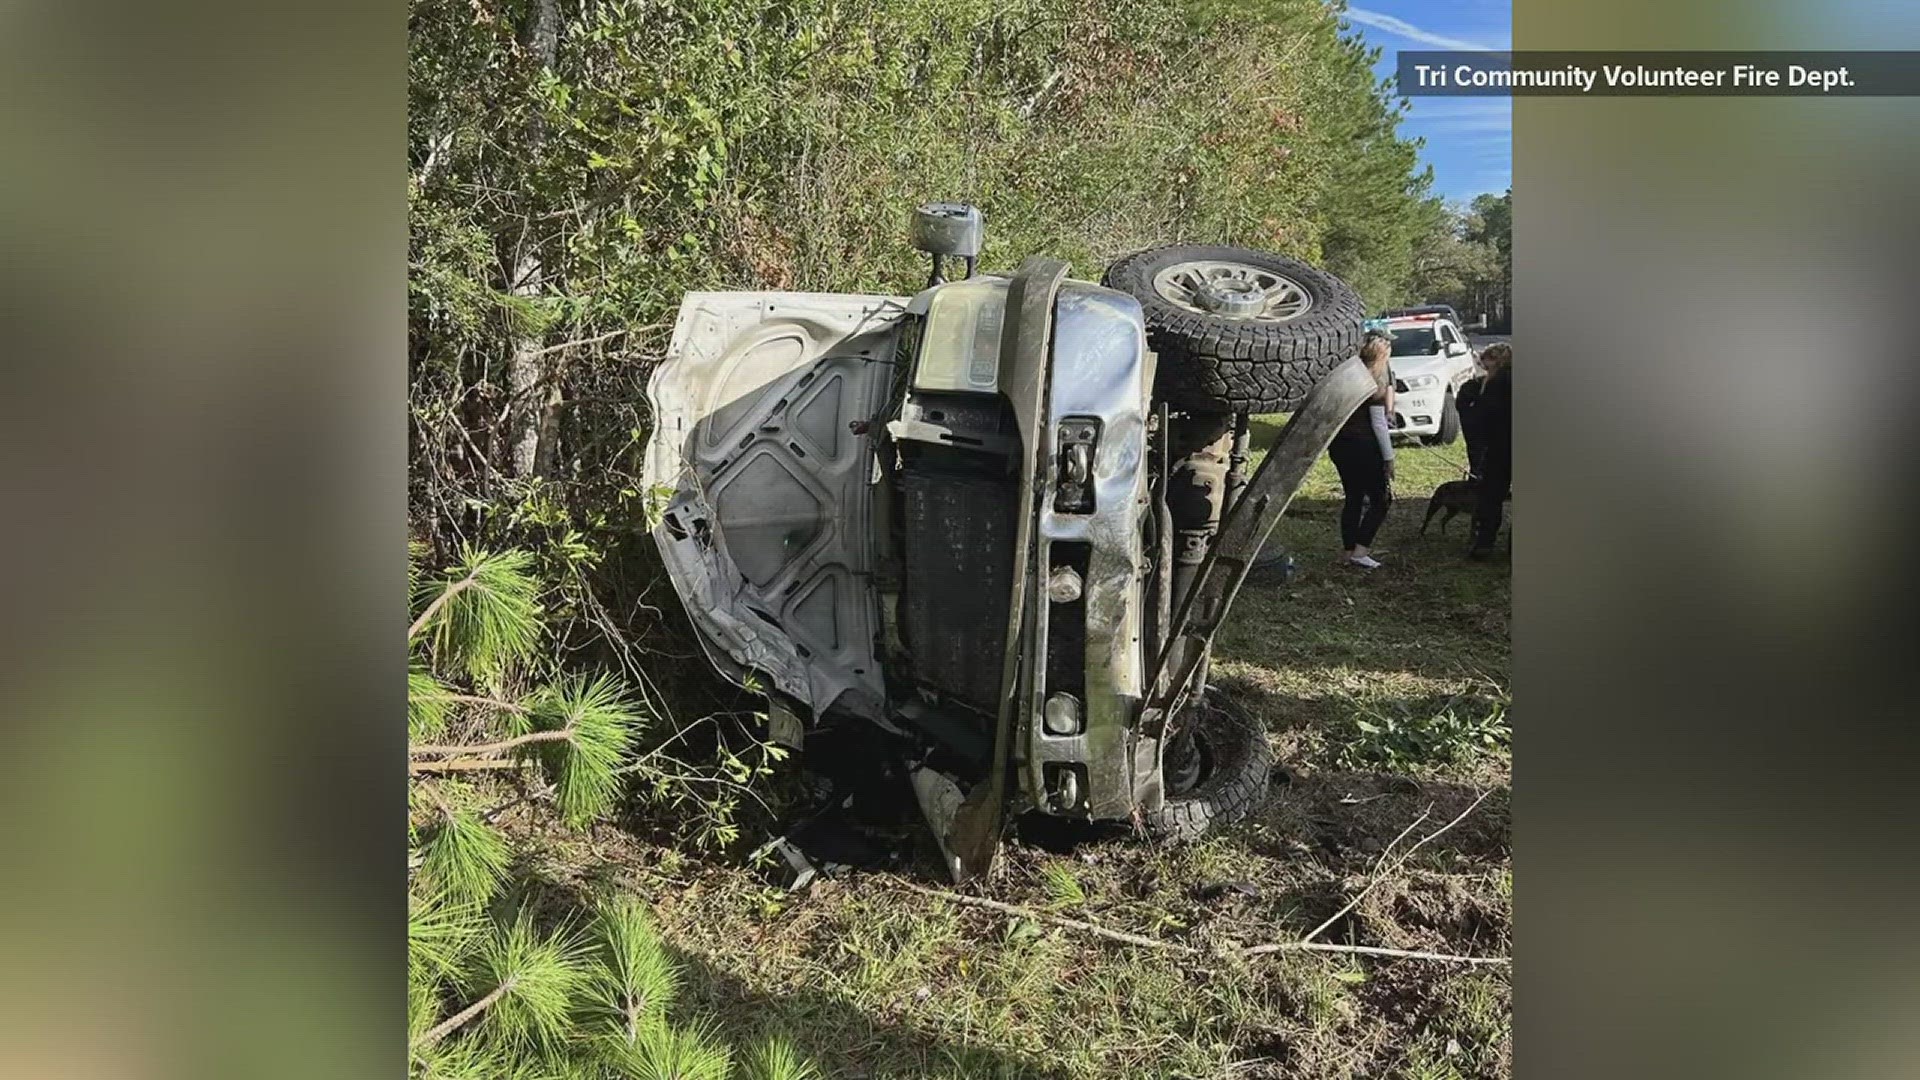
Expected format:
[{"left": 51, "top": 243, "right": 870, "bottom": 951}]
[
  {"left": 1466, "top": 190, "right": 1513, "bottom": 330},
  {"left": 1404, "top": 191, "right": 1511, "bottom": 330},
  {"left": 406, "top": 545, "right": 813, "bottom": 1078},
  {"left": 409, "top": 0, "right": 1448, "bottom": 538}
]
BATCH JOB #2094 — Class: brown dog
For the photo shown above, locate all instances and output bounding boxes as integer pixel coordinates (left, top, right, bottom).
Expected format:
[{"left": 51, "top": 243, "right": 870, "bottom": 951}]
[{"left": 1421, "top": 479, "right": 1486, "bottom": 535}]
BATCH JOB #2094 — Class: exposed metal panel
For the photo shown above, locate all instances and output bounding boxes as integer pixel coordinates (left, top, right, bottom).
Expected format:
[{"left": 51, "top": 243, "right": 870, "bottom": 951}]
[
  {"left": 1023, "top": 281, "right": 1155, "bottom": 819},
  {"left": 643, "top": 292, "right": 906, "bottom": 721}
]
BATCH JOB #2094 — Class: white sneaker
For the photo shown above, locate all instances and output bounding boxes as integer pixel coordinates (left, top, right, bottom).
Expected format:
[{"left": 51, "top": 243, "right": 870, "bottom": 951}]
[{"left": 1346, "top": 554, "right": 1383, "bottom": 570}]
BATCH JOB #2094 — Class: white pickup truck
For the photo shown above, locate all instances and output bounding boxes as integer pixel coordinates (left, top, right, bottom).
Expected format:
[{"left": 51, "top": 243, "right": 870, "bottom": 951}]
[{"left": 1381, "top": 309, "right": 1479, "bottom": 445}]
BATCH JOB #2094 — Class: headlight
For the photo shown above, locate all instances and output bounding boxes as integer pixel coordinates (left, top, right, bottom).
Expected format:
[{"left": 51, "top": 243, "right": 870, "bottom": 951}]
[{"left": 1401, "top": 374, "right": 1440, "bottom": 390}]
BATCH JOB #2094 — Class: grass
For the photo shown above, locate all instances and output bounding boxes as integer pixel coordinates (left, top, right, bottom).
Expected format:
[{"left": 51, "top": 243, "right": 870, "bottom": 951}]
[{"left": 498, "top": 430, "right": 1510, "bottom": 1079}]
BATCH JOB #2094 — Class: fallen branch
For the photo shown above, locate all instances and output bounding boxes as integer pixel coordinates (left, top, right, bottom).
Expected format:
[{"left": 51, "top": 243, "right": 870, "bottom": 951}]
[
  {"left": 412, "top": 977, "right": 515, "bottom": 1049},
  {"left": 409, "top": 757, "right": 527, "bottom": 775},
  {"left": 884, "top": 871, "right": 1508, "bottom": 968},
  {"left": 1244, "top": 941, "right": 1509, "bottom": 966},
  {"left": 887, "top": 878, "right": 1197, "bottom": 954},
  {"left": 1295, "top": 804, "right": 1432, "bottom": 943},
  {"left": 1305, "top": 787, "right": 1497, "bottom": 937},
  {"left": 410, "top": 729, "right": 571, "bottom": 759},
  {"left": 1297, "top": 791, "right": 1459, "bottom": 941},
  {"left": 441, "top": 693, "right": 527, "bottom": 714},
  {"left": 1302, "top": 788, "right": 1494, "bottom": 945}
]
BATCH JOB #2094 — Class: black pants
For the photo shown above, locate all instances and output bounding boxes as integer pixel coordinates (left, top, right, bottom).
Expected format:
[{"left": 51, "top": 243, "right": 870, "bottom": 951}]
[
  {"left": 1328, "top": 433, "right": 1391, "bottom": 550},
  {"left": 1472, "top": 441, "right": 1511, "bottom": 546}
]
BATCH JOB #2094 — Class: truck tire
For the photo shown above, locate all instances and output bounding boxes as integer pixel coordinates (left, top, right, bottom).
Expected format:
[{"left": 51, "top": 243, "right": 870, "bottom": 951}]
[
  {"left": 1146, "top": 689, "right": 1273, "bottom": 841},
  {"left": 1103, "top": 244, "right": 1367, "bottom": 414},
  {"left": 1424, "top": 390, "right": 1461, "bottom": 446}
]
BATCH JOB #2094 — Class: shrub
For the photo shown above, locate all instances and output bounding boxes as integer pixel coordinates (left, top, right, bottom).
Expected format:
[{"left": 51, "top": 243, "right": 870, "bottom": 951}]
[{"left": 1333, "top": 688, "right": 1511, "bottom": 772}]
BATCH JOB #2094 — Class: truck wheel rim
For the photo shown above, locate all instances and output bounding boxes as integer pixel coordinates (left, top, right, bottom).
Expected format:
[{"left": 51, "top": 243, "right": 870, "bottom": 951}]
[{"left": 1152, "top": 260, "right": 1313, "bottom": 322}]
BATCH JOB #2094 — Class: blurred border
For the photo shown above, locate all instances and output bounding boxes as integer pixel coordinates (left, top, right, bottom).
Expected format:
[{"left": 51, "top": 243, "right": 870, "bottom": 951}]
[
  {"left": 0, "top": 2, "right": 400, "bottom": 1077},
  {"left": 1516, "top": 1, "right": 1920, "bottom": 1077},
  {"left": 2, "top": 0, "right": 1918, "bottom": 1076}
]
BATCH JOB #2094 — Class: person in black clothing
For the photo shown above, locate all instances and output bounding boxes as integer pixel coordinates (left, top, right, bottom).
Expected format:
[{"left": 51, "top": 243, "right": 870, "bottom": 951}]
[
  {"left": 1456, "top": 341, "right": 1507, "bottom": 480},
  {"left": 1464, "top": 342, "right": 1511, "bottom": 559},
  {"left": 1327, "top": 333, "right": 1397, "bottom": 569}
]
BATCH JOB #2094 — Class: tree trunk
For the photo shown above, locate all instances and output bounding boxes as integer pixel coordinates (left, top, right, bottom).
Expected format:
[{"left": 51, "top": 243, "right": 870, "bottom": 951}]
[
  {"left": 505, "top": 0, "right": 562, "bottom": 478},
  {"left": 506, "top": 253, "right": 546, "bottom": 477}
]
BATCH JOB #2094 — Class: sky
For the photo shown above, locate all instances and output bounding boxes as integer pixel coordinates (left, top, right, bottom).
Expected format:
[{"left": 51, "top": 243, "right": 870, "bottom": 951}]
[{"left": 1342, "top": 2, "right": 1512, "bottom": 205}]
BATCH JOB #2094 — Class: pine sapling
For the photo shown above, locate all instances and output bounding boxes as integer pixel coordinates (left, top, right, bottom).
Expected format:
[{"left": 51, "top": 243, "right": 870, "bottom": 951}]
[
  {"left": 607, "top": 1015, "right": 732, "bottom": 1080},
  {"left": 588, "top": 896, "right": 679, "bottom": 1046},
  {"left": 522, "top": 673, "right": 641, "bottom": 826},
  {"left": 744, "top": 1036, "right": 822, "bottom": 1080},
  {"left": 418, "top": 808, "right": 511, "bottom": 905},
  {"left": 409, "top": 888, "right": 486, "bottom": 982},
  {"left": 409, "top": 1034, "right": 515, "bottom": 1080},
  {"left": 421, "top": 912, "right": 588, "bottom": 1054},
  {"left": 409, "top": 667, "right": 455, "bottom": 741},
  {"left": 409, "top": 970, "right": 441, "bottom": 1047},
  {"left": 410, "top": 546, "right": 544, "bottom": 683}
]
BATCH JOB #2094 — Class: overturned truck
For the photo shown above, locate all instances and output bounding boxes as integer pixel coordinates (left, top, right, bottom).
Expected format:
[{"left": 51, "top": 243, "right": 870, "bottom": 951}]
[{"left": 643, "top": 204, "right": 1375, "bottom": 881}]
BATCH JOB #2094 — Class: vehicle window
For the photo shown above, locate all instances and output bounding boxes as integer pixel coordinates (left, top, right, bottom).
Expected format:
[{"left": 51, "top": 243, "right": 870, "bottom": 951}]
[
  {"left": 1388, "top": 327, "right": 1435, "bottom": 357},
  {"left": 1438, "top": 324, "right": 1458, "bottom": 345}
]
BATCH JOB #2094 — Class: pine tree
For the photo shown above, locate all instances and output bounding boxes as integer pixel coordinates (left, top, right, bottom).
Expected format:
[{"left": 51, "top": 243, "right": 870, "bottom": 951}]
[{"left": 405, "top": 545, "right": 818, "bottom": 1077}]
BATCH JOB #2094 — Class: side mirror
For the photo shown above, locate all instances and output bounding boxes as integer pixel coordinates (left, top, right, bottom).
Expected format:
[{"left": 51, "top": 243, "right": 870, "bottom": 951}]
[
  {"left": 910, "top": 203, "right": 984, "bottom": 287},
  {"left": 1445, "top": 342, "right": 1469, "bottom": 357}
]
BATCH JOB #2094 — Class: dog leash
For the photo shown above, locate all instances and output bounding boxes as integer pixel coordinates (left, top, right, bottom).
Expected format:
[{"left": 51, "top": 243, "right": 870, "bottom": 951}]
[{"left": 1409, "top": 440, "right": 1473, "bottom": 479}]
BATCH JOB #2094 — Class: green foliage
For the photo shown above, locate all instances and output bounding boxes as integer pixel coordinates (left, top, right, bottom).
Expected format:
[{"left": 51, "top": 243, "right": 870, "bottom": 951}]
[
  {"left": 468, "top": 912, "right": 592, "bottom": 1054},
  {"left": 1407, "top": 190, "right": 1512, "bottom": 327},
  {"left": 1041, "top": 863, "right": 1088, "bottom": 910},
  {"left": 409, "top": 889, "right": 826, "bottom": 1077},
  {"left": 407, "top": 540, "right": 812, "bottom": 1077},
  {"left": 411, "top": 546, "right": 545, "bottom": 684},
  {"left": 1333, "top": 690, "right": 1511, "bottom": 771},
  {"left": 744, "top": 1037, "right": 820, "bottom": 1080},
  {"left": 407, "top": 540, "right": 770, "bottom": 850},
  {"left": 587, "top": 896, "right": 679, "bottom": 1041},
  {"left": 413, "top": 1038, "right": 516, "bottom": 1080},
  {"left": 410, "top": 889, "right": 487, "bottom": 983},
  {"left": 419, "top": 807, "right": 513, "bottom": 905},
  {"left": 609, "top": 1017, "right": 734, "bottom": 1080},
  {"left": 409, "top": 970, "right": 442, "bottom": 1046},
  {"left": 409, "top": 0, "right": 1441, "bottom": 523},
  {"left": 522, "top": 673, "right": 643, "bottom": 826},
  {"left": 409, "top": 666, "right": 455, "bottom": 741}
]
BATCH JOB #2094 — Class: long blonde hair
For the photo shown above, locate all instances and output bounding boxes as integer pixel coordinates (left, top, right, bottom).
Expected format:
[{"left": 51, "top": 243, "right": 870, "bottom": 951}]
[{"left": 1360, "top": 335, "right": 1393, "bottom": 402}]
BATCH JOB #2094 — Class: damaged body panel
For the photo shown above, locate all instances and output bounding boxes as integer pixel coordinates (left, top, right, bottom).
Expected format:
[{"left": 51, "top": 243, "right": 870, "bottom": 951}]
[
  {"left": 1021, "top": 281, "right": 1156, "bottom": 821},
  {"left": 643, "top": 292, "right": 907, "bottom": 722}
]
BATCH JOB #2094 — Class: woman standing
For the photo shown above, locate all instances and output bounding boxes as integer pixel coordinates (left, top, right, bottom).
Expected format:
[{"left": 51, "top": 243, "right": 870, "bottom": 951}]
[
  {"left": 1328, "top": 333, "right": 1397, "bottom": 569},
  {"left": 1466, "top": 343, "right": 1512, "bottom": 560},
  {"left": 1457, "top": 341, "right": 1510, "bottom": 480}
]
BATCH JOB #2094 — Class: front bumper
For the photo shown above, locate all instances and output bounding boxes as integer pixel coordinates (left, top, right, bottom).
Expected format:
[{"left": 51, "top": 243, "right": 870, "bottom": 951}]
[
  {"left": 1393, "top": 388, "right": 1443, "bottom": 436},
  {"left": 1018, "top": 281, "right": 1155, "bottom": 821}
]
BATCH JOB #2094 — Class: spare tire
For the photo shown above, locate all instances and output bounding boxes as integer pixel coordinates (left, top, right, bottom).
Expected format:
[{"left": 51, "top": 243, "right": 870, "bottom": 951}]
[
  {"left": 1104, "top": 244, "right": 1367, "bottom": 413},
  {"left": 1145, "top": 689, "right": 1273, "bottom": 841}
]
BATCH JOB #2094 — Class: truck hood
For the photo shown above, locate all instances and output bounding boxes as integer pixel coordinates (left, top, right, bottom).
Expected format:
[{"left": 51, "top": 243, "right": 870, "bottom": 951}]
[
  {"left": 1389, "top": 355, "right": 1455, "bottom": 382},
  {"left": 642, "top": 291, "right": 908, "bottom": 721}
]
